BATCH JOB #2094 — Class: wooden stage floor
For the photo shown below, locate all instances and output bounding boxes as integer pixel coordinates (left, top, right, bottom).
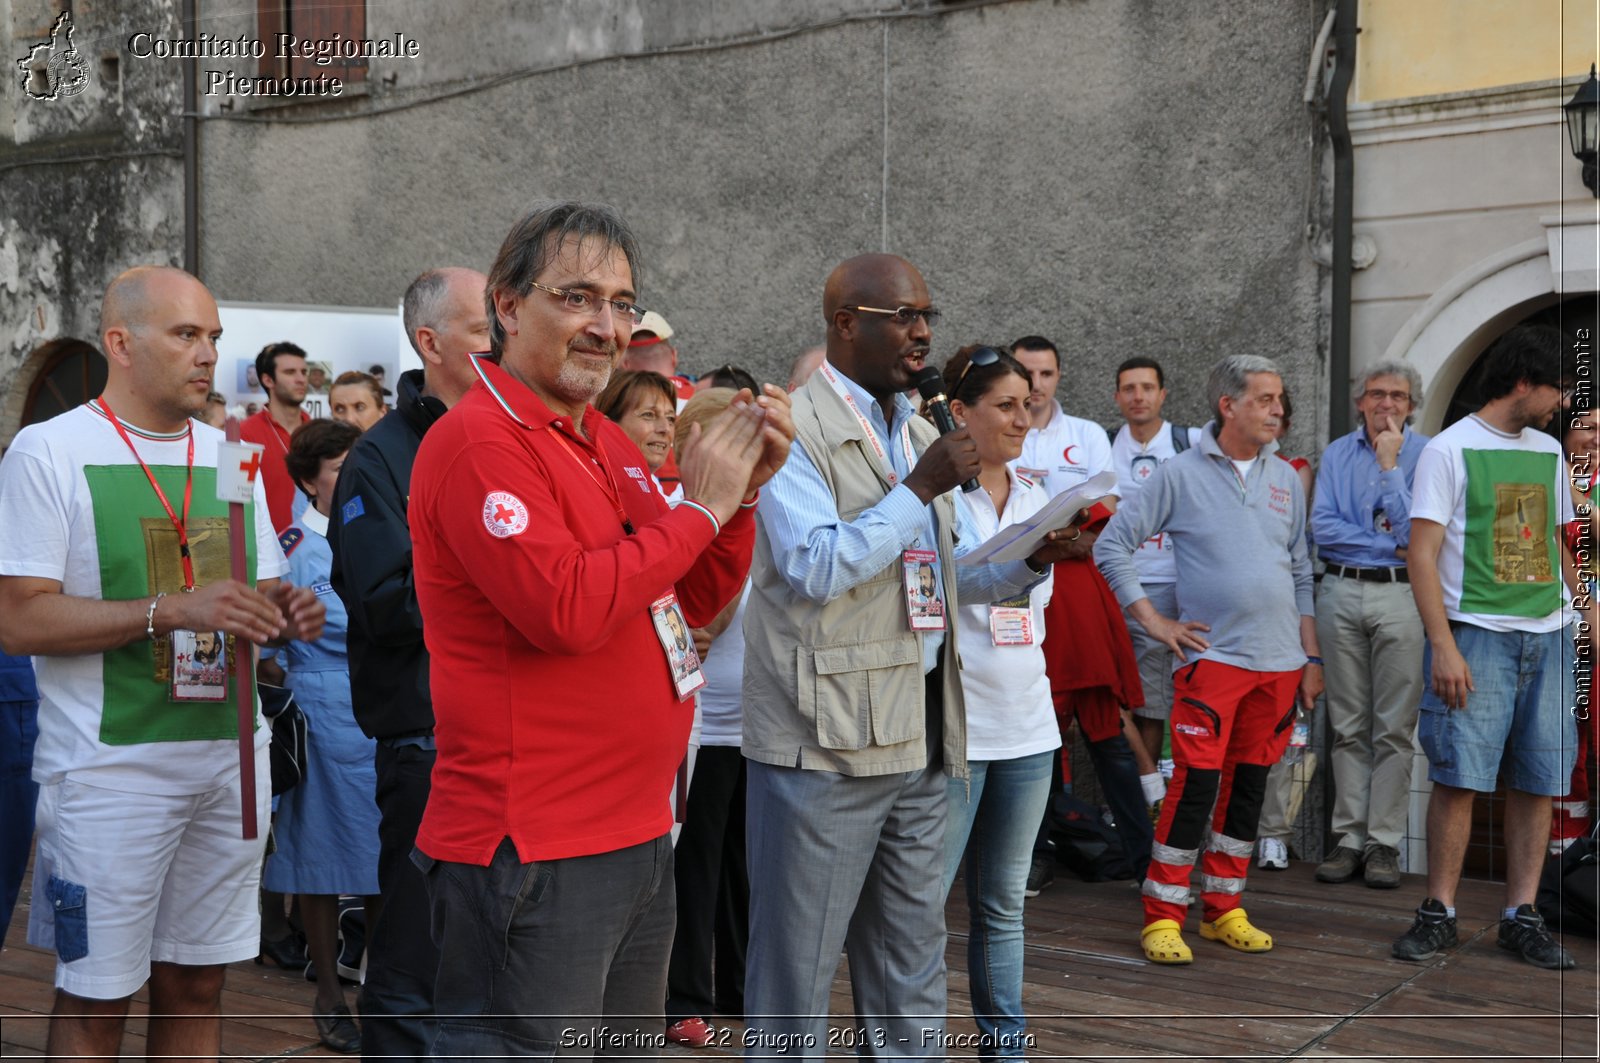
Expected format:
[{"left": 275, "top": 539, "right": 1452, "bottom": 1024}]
[{"left": 2, "top": 858, "right": 1595, "bottom": 1060}]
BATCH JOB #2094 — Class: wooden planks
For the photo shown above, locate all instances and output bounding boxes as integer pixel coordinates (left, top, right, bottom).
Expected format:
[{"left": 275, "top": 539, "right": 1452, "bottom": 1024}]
[{"left": 4, "top": 854, "right": 1595, "bottom": 1060}]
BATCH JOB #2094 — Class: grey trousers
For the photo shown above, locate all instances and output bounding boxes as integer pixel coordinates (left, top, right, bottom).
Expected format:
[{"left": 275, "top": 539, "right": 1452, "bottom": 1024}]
[
  {"left": 743, "top": 759, "right": 948, "bottom": 1061},
  {"left": 1316, "top": 573, "right": 1425, "bottom": 852},
  {"left": 416, "top": 834, "right": 675, "bottom": 1060}
]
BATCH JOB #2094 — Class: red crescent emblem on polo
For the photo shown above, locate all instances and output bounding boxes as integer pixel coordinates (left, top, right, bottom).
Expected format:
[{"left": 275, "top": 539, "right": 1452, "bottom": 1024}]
[
  {"left": 1063, "top": 444, "right": 1079, "bottom": 465},
  {"left": 482, "top": 491, "right": 529, "bottom": 538}
]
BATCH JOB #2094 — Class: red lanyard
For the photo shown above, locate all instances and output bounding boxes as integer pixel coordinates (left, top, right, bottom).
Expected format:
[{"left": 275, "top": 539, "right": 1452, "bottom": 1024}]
[
  {"left": 98, "top": 400, "right": 197, "bottom": 590},
  {"left": 547, "top": 427, "right": 636, "bottom": 536}
]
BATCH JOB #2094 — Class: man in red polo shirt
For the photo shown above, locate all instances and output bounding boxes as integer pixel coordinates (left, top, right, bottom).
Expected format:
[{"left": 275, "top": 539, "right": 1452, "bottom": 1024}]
[
  {"left": 238, "top": 341, "right": 311, "bottom": 532},
  {"left": 407, "top": 201, "right": 792, "bottom": 1057}
]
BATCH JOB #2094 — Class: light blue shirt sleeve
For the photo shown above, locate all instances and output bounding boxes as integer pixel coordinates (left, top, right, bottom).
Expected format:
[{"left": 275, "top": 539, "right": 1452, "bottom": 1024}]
[
  {"left": 758, "top": 439, "right": 931, "bottom": 604},
  {"left": 759, "top": 437, "right": 1040, "bottom": 606}
]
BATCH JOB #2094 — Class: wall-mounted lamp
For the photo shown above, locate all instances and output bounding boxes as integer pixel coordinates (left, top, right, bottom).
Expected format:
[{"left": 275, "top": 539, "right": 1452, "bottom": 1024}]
[{"left": 1565, "top": 64, "right": 1599, "bottom": 197}]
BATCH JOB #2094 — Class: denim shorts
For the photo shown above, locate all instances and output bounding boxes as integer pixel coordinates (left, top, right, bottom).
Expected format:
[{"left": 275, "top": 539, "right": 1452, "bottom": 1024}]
[{"left": 1418, "top": 622, "right": 1578, "bottom": 795}]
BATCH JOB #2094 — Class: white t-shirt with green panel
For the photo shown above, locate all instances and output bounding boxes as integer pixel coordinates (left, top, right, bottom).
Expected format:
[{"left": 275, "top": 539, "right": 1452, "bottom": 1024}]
[
  {"left": 1410, "top": 414, "right": 1572, "bottom": 634},
  {"left": 0, "top": 404, "right": 286, "bottom": 795}
]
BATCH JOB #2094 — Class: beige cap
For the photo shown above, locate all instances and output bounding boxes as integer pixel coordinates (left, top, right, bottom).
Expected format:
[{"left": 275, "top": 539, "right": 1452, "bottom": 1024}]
[{"left": 631, "top": 310, "right": 674, "bottom": 344}]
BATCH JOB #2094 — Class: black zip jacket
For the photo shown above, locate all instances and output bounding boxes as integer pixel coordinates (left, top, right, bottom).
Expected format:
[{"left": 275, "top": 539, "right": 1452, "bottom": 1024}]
[{"left": 329, "top": 369, "right": 446, "bottom": 739}]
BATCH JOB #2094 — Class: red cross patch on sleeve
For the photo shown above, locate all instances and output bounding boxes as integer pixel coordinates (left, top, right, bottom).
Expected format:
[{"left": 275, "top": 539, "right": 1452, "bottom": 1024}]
[{"left": 482, "top": 491, "right": 530, "bottom": 538}]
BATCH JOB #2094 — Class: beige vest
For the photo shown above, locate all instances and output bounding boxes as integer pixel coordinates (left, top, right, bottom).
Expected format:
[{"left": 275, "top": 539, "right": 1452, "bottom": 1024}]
[{"left": 741, "top": 372, "right": 968, "bottom": 778}]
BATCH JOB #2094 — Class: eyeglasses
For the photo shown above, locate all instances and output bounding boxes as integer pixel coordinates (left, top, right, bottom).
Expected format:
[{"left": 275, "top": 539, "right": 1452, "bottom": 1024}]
[
  {"left": 844, "top": 304, "right": 942, "bottom": 327},
  {"left": 529, "top": 282, "right": 645, "bottom": 327},
  {"left": 952, "top": 346, "right": 1002, "bottom": 401},
  {"left": 1360, "top": 388, "right": 1412, "bottom": 404}
]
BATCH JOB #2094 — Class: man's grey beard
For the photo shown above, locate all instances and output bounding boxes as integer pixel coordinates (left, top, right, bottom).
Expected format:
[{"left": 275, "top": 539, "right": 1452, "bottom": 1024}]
[{"left": 554, "top": 359, "right": 613, "bottom": 408}]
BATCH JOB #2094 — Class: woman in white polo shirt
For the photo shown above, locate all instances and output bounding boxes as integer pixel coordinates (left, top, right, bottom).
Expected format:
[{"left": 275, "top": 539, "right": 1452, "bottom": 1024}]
[{"left": 937, "top": 346, "right": 1061, "bottom": 1062}]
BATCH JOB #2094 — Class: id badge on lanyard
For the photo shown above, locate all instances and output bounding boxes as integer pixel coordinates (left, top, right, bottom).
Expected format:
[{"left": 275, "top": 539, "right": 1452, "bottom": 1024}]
[
  {"left": 988, "top": 593, "right": 1035, "bottom": 646},
  {"left": 902, "top": 549, "right": 946, "bottom": 632},
  {"left": 650, "top": 592, "right": 706, "bottom": 701}
]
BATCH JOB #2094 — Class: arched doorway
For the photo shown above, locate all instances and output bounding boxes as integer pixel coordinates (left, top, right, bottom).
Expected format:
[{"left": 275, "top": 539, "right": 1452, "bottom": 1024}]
[
  {"left": 22, "top": 339, "right": 107, "bottom": 427},
  {"left": 1440, "top": 297, "right": 1597, "bottom": 429}
]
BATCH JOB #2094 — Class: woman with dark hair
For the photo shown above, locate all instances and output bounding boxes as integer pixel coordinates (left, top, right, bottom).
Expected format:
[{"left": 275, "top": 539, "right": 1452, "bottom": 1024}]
[
  {"left": 597, "top": 369, "right": 680, "bottom": 500},
  {"left": 262, "top": 419, "right": 379, "bottom": 1054},
  {"left": 936, "top": 345, "right": 1061, "bottom": 1062}
]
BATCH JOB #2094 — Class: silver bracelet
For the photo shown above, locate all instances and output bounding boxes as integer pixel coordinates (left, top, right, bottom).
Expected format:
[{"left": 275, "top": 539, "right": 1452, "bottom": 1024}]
[{"left": 145, "top": 592, "right": 166, "bottom": 640}]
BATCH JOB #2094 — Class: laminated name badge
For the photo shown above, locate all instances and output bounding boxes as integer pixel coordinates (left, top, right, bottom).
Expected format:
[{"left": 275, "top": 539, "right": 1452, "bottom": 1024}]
[
  {"left": 988, "top": 593, "right": 1035, "bottom": 647},
  {"left": 650, "top": 592, "right": 706, "bottom": 701},
  {"left": 902, "top": 549, "right": 946, "bottom": 632},
  {"left": 170, "top": 628, "right": 229, "bottom": 702}
]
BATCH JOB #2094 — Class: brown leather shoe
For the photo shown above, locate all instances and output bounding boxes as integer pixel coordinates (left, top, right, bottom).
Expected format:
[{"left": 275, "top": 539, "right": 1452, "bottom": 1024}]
[
  {"left": 1314, "top": 845, "right": 1363, "bottom": 883},
  {"left": 1364, "top": 844, "right": 1401, "bottom": 889}
]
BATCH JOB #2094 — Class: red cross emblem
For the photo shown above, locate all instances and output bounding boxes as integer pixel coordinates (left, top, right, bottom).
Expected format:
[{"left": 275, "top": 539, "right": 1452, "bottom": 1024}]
[
  {"left": 482, "top": 491, "right": 529, "bottom": 538},
  {"left": 239, "top": 450, "right": 262, "bottom": 483}
]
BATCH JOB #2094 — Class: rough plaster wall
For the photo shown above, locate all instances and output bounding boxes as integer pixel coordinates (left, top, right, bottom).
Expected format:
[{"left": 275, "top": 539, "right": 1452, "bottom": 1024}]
[
  {"left": 1, "top": 0, "right": 184, "bottom": 445},
  {"left": 199, "top": 0, "right": 1325, "bottom": 450}
]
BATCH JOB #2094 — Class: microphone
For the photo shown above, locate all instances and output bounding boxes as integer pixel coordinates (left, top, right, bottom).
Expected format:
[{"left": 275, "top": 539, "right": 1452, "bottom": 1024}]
[{"left": 913, "top": 366, "right": 981, "bottom": 494}]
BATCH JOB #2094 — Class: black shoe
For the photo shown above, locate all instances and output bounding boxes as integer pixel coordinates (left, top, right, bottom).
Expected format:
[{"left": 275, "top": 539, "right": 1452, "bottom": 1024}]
[
  {"left": 314, "top": 1002, "right": 362, "bottom": 1054},
  {"left": 1024, "top": 854, "right": 1054, "bottom": 898},
  {"left": 1497, "top": 904, "right": 1575, "bottom": 970},
  {"left": 1392, "top": 898, "right": 1457, "bottom": 961},
  {"left": 256, "top": 931, "right": 308, "bottom": 970}
]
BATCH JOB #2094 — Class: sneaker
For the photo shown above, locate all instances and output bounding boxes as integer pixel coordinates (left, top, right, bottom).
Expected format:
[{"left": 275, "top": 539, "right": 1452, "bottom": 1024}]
[
  {"left": 1392, "top": 898, "right": 1457, "bottom": 961},
  {"left": 1024, "top": 854, "right": 1054, "bottom": 898},
  {"left": 1497, "top": 904, "right": 1575, "bottom": 970},
  {"left": 1363, "top": 845, "right": 1401, "bottom": 889},
  {"left": 1257, "top": 837, "right": 1289, "bottom": 871},
  {"left": 666, "top": 1018, "right": 716, "bottom": 1048},
  {"left": 1315, "top": 845, "right": 1363, "bottom": 883}
]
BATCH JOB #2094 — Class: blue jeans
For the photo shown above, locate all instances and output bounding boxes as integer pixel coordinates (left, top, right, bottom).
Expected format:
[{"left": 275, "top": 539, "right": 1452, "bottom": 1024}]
[
  {"left": 943, "top": 751, "right": 1053, "bottom": 1062},
  {"left": 1419, "top": 622, "right": 1576, "bottom": 794},
  {"left": 1, "top": 697, "right": 40, "bottom": 942}
]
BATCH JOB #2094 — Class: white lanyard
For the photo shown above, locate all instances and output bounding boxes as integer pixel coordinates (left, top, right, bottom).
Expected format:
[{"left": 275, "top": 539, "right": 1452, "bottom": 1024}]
[{"left": 820, "top": 362, "right": 917, "bottom": 487}]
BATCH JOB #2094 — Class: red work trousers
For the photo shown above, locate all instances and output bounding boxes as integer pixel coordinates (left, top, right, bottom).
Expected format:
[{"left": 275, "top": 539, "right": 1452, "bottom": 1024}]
[{"left": 1142, "top": 660, "right": 1301, "bottom": 926}]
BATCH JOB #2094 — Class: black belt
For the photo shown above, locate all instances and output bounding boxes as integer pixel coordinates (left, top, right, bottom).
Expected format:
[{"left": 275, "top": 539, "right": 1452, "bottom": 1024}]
[{"left": 1326, "top": 563, "right": 1408, "bottom": 584}]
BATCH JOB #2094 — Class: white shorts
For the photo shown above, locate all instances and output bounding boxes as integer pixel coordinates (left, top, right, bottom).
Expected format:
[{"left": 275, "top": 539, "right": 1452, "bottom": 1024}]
[
  {"left": 28, "top": 761, "right": 270, "bottom": 1000},
  {"left": 1129, "top": 582, "right": 1180, "bottom": 722}
]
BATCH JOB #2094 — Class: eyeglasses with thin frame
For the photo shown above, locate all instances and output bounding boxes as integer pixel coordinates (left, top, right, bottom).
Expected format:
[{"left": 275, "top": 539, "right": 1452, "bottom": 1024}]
[
  {"left": 1360, "top": 388, "right": 1413, "bottom": 405},
  {"left": 844, "top": 304, "right": 942, "bottom": 327},
  {"left": 529, "top": 282, "right": 645, "bottom": 327},
  {"left": 952, "top": 346, "right": 1002, "bottom": 402}
]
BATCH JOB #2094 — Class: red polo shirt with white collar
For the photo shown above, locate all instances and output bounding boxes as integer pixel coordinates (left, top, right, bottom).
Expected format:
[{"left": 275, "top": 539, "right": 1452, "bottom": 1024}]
[
  {"left": 238, "top": 408, "right": 310, "bottom": 533},
  {"left": 410, "top": 359, "right": 754, "bottom": 865}
]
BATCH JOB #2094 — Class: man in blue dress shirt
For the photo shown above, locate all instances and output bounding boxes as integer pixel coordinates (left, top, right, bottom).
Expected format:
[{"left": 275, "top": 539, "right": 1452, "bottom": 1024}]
[{"left": 1310, "top": 361, "right": 1429, "bottom": 888}]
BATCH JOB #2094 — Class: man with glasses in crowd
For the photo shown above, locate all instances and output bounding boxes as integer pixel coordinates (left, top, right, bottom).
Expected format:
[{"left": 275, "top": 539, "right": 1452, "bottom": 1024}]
[
  {"left": 404, "top": 202, "right": 792, "bottom": 1056},
  {"left": 1307, "top": 362, "right": 1429, "bottom": 886},
  {"left": 741, "top": 256, "right": 1075, "bottom": 1056}
]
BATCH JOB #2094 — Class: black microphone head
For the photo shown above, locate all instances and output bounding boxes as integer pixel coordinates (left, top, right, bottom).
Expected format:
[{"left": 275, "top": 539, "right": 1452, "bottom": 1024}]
[{"left": 913, "top": 366, "right": 946, "bottom": 401}]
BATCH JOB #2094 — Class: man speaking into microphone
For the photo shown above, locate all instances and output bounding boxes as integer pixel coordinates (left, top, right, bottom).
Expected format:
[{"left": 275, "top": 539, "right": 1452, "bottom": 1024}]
[{"left": 742, "top": 254, "right": 1079, "bottom": 1058}]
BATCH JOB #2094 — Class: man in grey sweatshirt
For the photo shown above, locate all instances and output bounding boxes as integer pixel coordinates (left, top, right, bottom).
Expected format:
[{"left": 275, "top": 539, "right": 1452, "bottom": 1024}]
[{"left": 1094, "top": 354, "right": 1323, "bottom": 966}]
